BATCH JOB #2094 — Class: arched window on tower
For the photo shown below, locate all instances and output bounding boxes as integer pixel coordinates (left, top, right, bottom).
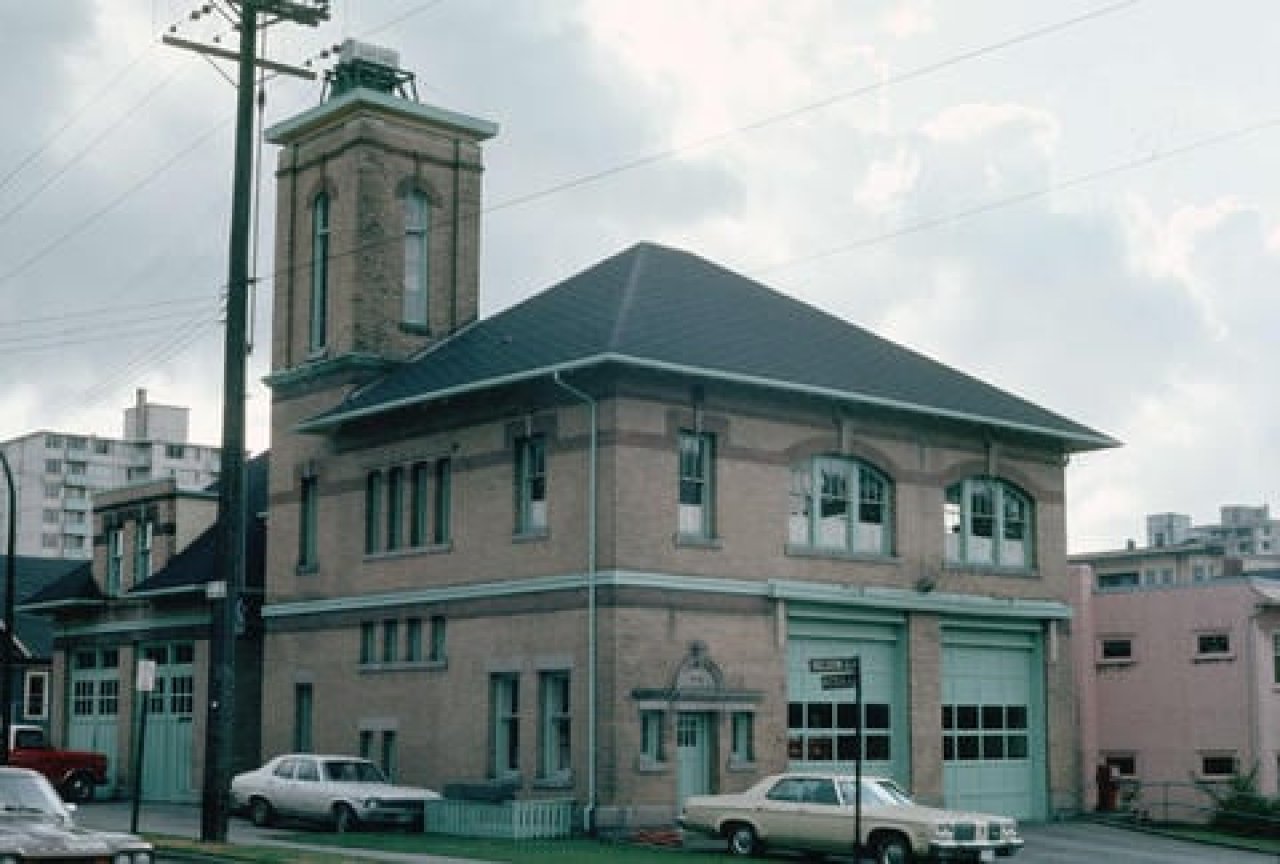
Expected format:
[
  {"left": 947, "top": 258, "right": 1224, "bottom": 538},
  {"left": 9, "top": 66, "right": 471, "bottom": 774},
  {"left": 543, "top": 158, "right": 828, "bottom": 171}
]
[
  {"left": 309, "top": 191, "right": 330, "bottom": 353},
  {"left": 403, "top": 190, "right": 429, "bottom": 326}
]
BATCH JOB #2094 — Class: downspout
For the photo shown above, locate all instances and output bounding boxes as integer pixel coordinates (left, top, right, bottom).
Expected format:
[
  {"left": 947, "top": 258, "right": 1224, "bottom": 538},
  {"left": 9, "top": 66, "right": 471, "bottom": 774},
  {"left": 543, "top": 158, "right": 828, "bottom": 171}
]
[{"left": 553, "top": 372, "right": 597, "bottom": 832}]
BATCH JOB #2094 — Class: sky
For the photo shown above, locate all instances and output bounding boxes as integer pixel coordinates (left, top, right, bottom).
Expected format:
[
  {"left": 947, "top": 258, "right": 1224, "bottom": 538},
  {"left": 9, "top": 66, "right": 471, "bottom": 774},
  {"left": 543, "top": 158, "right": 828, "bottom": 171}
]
[{"left": 0, "top": 0, "right": 1277, "bottom": 554}]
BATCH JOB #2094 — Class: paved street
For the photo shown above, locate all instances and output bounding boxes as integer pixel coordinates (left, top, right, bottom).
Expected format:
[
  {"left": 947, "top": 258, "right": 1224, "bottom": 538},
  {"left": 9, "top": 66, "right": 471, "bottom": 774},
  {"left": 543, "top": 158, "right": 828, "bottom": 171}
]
[
  {"left": 74, "top": 801, "right": 1280, "bottom": 863},
  {"left": 1017, "top": 822, "right": 1277, "bottom": 864}
]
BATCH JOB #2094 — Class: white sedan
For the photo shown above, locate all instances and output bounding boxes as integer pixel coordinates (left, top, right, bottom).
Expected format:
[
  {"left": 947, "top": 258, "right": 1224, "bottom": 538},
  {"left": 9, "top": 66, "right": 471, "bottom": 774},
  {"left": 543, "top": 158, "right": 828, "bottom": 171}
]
[
  {"left": 679, "top": 772, "right": 1023, "bottom": 863},
  {"left": 231, "top": 754, "right": 440, "bottom": 832}
]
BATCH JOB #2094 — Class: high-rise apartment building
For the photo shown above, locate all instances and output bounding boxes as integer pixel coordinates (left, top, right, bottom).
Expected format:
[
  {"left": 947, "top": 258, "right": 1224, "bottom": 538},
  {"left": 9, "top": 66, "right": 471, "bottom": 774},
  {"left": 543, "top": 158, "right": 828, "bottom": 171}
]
[
  {"left": 0, "top": 390, "right": 220, "bottom": 559},
  {"left": 1146, "top": 505, "right": 1277, "bottom": 556}
]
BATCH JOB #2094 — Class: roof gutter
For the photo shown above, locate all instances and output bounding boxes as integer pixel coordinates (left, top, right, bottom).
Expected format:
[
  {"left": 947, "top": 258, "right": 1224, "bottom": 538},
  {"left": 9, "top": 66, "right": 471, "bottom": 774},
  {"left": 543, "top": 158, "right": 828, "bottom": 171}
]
[
  {"left": 552, "top": 371, "right": 598, "bottom": 833},
  {"left": 298, "top": 353, "right": 1119, "bottom": 451}
]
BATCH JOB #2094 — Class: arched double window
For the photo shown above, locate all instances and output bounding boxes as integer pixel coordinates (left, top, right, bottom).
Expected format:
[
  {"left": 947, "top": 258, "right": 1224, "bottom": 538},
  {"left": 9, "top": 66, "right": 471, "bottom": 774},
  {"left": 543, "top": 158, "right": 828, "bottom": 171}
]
[
  {"left": 789, "top": 456, "right": 893, "bottom": 556},
  {"left": 944, "top": 477, "right": 1033, "bottom": 567},
  {"left": 309, "top": 191, "right": 330, "bottom": 353},
  {"left": 402, "top": 190, "right": 430, "bottom": 326}
]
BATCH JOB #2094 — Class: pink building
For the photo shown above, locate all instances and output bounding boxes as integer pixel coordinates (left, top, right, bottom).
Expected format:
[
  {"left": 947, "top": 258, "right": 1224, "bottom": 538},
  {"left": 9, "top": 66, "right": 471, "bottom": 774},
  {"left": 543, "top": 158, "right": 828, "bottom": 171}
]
[{"left": 1072, "top": 545, "right": 1280, "bottom": 819}]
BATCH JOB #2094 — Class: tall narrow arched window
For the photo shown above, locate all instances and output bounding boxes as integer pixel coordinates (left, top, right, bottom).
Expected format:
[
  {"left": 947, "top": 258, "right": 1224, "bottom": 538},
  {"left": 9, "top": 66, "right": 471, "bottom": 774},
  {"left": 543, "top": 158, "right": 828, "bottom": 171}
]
[
  {"left": 403, "top": 190, "right": 429, "bottom": 326},
  {"left": 309, "top": 191, "right": 330, "bottom": 353},
  {"left": 788, "top": 456, "right": 894, "bottom": 556},
  {"left": 944, "top": 477, "right": 1034, "bottom": 568}
]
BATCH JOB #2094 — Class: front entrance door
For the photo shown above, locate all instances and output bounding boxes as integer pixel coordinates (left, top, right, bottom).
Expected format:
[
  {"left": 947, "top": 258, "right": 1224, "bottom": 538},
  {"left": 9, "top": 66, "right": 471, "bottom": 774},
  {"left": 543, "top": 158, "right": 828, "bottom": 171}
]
[{"left": 676, "top": 712, "right": 712, "bottom": 806}]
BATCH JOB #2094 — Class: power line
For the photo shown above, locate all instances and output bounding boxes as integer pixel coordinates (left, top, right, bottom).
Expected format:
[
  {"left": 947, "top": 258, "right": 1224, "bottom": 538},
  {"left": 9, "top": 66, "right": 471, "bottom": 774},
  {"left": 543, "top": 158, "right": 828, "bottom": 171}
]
[
  {"left": 753, "top": 113, "right": 1280, "bottom": 280},
  {"left": 0, "top": 115, "right": 234, "bottom": 288},
  {"left": 0, "top": 47, "right": 155, "bottom": 198},
  {"left": 0, "top": 294, "right": 221, "bottom": 329},
  {"left": 484, "top": 0, "right": 1141, "bottom": 215}
]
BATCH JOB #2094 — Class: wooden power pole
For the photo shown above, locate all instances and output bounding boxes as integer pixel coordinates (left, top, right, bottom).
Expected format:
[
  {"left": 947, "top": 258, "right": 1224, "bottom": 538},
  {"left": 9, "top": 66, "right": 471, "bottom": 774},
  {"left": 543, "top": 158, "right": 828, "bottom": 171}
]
[{"left": 165, "top": 0, "right": 327, "bottom": 843}]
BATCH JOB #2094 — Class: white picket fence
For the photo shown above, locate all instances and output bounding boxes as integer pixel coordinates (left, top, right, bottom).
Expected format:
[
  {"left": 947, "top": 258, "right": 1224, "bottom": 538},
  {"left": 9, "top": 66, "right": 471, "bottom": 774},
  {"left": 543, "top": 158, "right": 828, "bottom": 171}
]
[{"left": 425, "top": 798, "right": 576, "bottom": 839}]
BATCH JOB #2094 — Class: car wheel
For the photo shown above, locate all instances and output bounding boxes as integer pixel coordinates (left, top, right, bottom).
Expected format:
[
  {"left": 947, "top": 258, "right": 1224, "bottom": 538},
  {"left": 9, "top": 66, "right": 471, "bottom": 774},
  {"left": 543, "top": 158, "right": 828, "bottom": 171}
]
[
  {"left": 726, "top": 822, "right": 760, "bottom": 857},
  {"left": 874, "top": 833, "right": 913, "bottom": 864},
  {"left": 333, "top": 803, "right": 359, "bottom": 834},
  {"left": 60, "top": 773, "right": 94, "bottom": 804},
  {"left": 249, "top": 797, "right": 274, "bottom": 828}
]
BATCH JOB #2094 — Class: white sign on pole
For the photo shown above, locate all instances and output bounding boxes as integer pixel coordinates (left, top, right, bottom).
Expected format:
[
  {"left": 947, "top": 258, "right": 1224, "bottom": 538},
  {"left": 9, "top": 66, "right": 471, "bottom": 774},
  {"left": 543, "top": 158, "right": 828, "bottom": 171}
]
[{"left": 136, "top": 659, "right": 157, "bottom": 693}]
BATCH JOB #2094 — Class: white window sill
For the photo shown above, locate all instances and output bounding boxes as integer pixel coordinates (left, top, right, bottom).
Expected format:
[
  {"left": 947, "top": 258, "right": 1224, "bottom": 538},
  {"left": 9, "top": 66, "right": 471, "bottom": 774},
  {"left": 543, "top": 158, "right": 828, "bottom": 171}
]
[{"left": 784, "top": 544, "right": 898, "bottom": 563}]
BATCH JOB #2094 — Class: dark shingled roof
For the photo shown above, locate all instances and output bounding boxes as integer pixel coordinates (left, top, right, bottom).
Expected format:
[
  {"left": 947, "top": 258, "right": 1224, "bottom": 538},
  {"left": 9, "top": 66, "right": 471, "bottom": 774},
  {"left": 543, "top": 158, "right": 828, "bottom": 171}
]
[
  {"left": 131, "top": 452, "right": 269, "bottom": 595},
  {"left": 300, "top": 243, "right": 1116, "bottom": 450},
  {"left": 20, "top": 454, "right": 270, "bottom": 609},
  {"left": 11, "top": 559, "right": 96, "bottom": 655}
]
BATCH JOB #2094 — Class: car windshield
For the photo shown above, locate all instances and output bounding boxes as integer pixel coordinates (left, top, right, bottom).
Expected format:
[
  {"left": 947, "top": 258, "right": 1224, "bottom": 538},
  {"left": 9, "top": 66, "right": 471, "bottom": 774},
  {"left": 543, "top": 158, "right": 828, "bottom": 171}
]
[
  {"left": 323, "top": 760, "right": 387, "bottom": 783},
  {"left": 838, "top": 778, "right": 915, "bottom": 807},
  {"left": 0, "top": 773, "right": 69, "bottom": 819}
]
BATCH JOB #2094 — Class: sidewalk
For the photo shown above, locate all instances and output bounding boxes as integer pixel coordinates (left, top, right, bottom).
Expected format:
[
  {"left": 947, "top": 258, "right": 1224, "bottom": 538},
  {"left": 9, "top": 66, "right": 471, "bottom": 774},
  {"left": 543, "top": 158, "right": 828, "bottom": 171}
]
[{"left": 75, "top": 800, "right": 491, "bottom": 863}]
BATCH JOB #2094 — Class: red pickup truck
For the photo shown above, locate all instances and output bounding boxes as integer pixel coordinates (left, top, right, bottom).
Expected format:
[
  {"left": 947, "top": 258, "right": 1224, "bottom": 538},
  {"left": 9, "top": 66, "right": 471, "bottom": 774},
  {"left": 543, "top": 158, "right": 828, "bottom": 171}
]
[{"left": 7, "top": 724, "right": 108, "bottom": 802}]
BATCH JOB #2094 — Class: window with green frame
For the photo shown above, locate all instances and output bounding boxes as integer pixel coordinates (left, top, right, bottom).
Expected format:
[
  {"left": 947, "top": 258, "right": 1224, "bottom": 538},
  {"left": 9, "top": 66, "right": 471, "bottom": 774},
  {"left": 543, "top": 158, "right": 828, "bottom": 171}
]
[
  {"left": 944, "top": 477, "right": 1033, "bottom": 567},
  {"left": 359, "top": 622, "right": 377, "bottom": 666},
  {"left": 365, "top": 471, "right": 382, "bottom": 555},
  {"left": 402, "top": 190, "right": 430, "bottom": 326},
  {"left": 514, "top": 436, "right": 547, "bottom": 535},
  {"left": 731, "top": 711, "right": 755, "bottom": 763},
  {"left": 639, "top": 710, "right": 665, "bottom": 763},
  {"left": 294, "top": 683, "right": 313, "bottom": 753},
  {"left": 678, "top": 430, "right": 715, "bottom": 538},
  {"left": 298, "top": 473, "right": 318, "bottom": 570},
  {"left": 538, "top": 671, "right": 571, "bottom": 781},
  {"left": 105, "top": 527, "right": 123, "bottom": 596},
  {"left": 491, "top": 674, "right": 520, "bottom": 778},
  {"left": 386, "top": 466, "right": 404, "bottom": 551},
  {"left": 309, "top": 191, "right": 329, "bottom": 353},
  {"left": 789, "top": 456, "right": 893, "bottom": 555}
]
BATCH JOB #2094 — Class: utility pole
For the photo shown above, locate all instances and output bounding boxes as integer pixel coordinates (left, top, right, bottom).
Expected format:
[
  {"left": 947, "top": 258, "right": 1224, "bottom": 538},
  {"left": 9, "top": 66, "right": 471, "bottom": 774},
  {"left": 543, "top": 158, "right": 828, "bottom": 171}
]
[
  {"left": 1, "top": 451, "right": 15, "bottom": 765},
  {"left": 165, "top": 0, "right": 326, "bottom": 843}
]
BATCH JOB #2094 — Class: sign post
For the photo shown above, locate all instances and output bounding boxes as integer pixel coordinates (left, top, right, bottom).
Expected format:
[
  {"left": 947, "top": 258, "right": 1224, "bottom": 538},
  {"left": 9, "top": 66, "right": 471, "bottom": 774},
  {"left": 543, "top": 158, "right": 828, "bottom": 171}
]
[
  {"left": 809, "top": 657, "right": 862, "bottom": 856},
  {"left": 131, "top": 659, "right": 157, "bottom": 834}
]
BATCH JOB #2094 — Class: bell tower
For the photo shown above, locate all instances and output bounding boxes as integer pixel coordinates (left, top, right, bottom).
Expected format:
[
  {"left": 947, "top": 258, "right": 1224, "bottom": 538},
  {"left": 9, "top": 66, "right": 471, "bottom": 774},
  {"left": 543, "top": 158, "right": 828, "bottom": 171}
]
[{"left": 265, "top": 40, "right": 498, "bottom": 391}]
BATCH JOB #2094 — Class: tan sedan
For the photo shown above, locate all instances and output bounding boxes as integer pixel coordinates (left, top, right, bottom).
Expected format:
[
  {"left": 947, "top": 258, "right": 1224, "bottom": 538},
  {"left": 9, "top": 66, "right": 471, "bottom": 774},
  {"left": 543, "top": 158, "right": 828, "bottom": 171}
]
[{"left": 679, "top": 772, "right": 1023, "bottom": 863}]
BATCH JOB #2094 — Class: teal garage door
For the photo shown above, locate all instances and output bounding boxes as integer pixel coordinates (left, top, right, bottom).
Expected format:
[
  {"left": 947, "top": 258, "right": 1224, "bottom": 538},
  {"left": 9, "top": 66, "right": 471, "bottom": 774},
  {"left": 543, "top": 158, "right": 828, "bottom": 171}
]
[
  {"left": 942, "top": 631, "right": 1043, "bottom": 820},
  {"left": 787, "top": 615, "right": 907, "bottom": 785},
  {"left": 67, "top": 647, "right": 121, "bottom": 798}
]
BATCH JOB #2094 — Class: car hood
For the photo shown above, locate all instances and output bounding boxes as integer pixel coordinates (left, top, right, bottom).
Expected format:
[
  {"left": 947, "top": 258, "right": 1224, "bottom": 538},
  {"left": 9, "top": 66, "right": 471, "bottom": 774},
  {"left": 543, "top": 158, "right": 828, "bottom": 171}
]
[
  {"left": 869, "top": 802, "right": 1012, "bottom": 826},
  {"left": 328, "top": 782, "right": 441, "bottom": 800},
  {"left": 0, "top": 816, "right": 143, "bottom": 853}
]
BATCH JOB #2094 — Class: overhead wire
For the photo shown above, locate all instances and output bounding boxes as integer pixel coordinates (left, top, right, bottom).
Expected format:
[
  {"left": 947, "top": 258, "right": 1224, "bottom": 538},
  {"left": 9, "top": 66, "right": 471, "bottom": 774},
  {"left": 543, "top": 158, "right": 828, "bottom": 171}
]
[{"left": 7, "top": 0, "right": 1172, "bottom": 426}]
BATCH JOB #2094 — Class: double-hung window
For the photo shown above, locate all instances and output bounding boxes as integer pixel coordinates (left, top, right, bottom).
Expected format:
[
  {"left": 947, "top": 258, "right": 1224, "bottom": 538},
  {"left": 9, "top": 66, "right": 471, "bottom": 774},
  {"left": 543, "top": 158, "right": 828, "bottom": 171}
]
[
  {"left": 365, "top": 471, "right": 382, "bottom": 555},
  {"left": 106, "top": 528, "right": 123, "bottom": 596},
  {"left": 539, "top": 671, "right": 571, "bottom": 781},
  {"left": 429, "top": 615, "right": 447, "bottom": 662},
  {"left": 491, "top": 674, "right": 520, "bottom": 778},
  {"left": 386, "top": 467, "right": 404, "bottom": 551},
  {"left": 135, "top": 519, "right": 153, "bottom": 583},
  {"left": 678, "top": 431, "right": 715, "bottom": 538},
  {"left": 410, "top": 463, "right": 429, "bottom": 547},
  {"left": 403, "top": 191, "right": 429, "bottom": 326},
  {"left": 789, "top": 456, "right": 893, "bottom": 555},
  {"left": 309, "top": 192, "right": 330, "bottom": 353},
  {"left": 515, "top": 436, "right": 547, "bottom": 535},
  {"left": 945, "top": 477, "right": 1033, "bottom": 567},
  {"left": 640, "top": 710, "right": 665, "bottom": 763},
  {"left": 299, "top": 474, "right": 318, "bottom": 570}
]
